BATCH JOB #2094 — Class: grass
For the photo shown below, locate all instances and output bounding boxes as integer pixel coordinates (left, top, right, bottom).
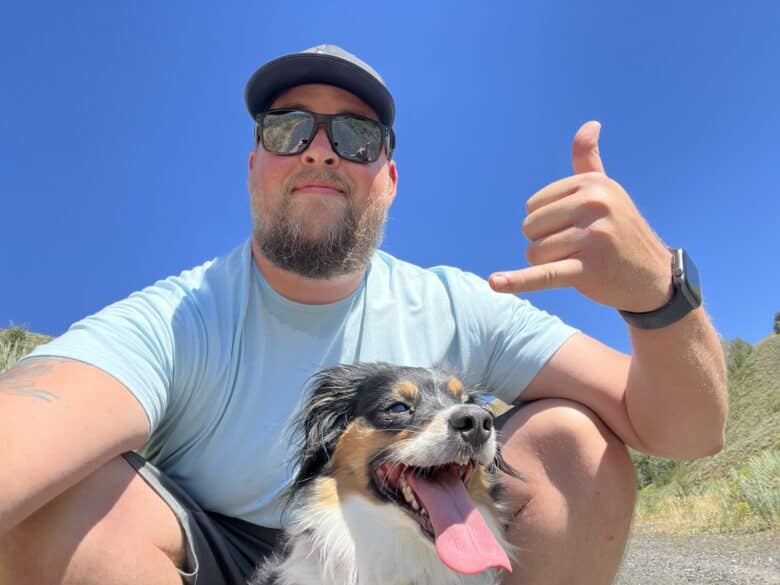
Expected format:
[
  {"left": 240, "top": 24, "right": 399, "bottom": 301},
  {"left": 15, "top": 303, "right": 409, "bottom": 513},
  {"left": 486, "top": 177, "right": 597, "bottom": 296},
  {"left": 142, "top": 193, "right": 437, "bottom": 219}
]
[
  {"left": 0, "top": 326, "right": 53, "bottom": 374},
  {"left": 1, "top": 327, "right": 37, "bottom": 373},
  {"left": 634, "top": 450, "right": 780, "bottom": 534}
]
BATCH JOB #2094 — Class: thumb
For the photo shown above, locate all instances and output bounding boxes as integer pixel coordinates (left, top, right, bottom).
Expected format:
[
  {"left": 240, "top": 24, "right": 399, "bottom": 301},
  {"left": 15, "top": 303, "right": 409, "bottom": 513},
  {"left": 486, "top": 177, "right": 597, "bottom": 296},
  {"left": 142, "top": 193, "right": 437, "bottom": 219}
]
[{"left": 571, "top": 120, "right": 606, "bottom": 175}]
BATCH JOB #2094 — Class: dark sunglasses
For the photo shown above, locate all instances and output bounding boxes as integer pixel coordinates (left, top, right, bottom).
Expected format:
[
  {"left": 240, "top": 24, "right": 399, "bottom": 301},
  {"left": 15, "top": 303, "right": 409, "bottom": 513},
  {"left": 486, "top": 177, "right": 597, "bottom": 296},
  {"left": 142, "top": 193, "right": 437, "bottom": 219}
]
[{"left": 254, "top": 108, "right": 395, "bottom": 164}]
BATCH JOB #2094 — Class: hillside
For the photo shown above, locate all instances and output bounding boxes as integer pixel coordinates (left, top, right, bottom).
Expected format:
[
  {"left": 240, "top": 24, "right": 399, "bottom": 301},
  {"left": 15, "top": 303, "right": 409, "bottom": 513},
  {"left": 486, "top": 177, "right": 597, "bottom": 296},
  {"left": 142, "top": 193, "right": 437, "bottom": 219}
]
[
  {"left": 0, "top": 326, "right": 52, "bottom": 372},
  {"left": 628, "top": 335, "right": 779, "bottom": 487},
  {"left": 685, "top": 334, "right": 780, "bottom": 484},
  {"left": 631, "top": 334, "right": 779, "bottom": 534}
]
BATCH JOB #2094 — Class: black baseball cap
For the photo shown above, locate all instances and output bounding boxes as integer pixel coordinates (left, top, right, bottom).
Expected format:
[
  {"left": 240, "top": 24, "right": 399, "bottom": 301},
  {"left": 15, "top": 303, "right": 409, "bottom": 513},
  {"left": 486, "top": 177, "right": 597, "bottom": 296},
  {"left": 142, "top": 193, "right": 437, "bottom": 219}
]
[{"left": 244, "top": 45, "right": 395, "bottom": 126}]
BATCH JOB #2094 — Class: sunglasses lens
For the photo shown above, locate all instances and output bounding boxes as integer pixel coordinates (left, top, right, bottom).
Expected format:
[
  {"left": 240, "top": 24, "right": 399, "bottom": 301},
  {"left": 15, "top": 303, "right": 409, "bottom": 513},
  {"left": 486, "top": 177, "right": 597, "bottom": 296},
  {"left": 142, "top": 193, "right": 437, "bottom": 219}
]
[
  {"left": 259, "top": 110, "right": 386, "bottom": 163},
  {"left": 331, "top": 116, "right": 382, "bottom": 162},
  {"left": 262, "top": 111, "right": 315, "bottom": 154}
]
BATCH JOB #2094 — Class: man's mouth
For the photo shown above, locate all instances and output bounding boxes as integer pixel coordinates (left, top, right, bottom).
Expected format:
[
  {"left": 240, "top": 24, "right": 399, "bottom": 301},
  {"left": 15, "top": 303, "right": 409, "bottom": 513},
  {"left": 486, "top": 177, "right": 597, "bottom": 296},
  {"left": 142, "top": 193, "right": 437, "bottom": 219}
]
[{"left": 291, "top": 182, "right": 345, "bottom": 195}]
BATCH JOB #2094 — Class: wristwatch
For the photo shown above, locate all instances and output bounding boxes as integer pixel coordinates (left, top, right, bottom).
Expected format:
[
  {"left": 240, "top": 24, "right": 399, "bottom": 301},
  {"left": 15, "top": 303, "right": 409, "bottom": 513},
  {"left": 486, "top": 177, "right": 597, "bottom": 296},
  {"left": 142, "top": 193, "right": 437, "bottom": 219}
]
[{"left": 619, "top": 248, "right": 702, "bottom": 330}]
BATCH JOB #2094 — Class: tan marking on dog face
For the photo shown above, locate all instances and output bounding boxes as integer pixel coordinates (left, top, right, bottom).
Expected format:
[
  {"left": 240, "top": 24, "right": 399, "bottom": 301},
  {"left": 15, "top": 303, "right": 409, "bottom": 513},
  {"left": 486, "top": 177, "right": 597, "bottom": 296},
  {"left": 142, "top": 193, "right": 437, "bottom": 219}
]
[
  {"left": 465, "top": 466, "right": 496, "bottom": 511},
  {"left": 312, "top": 476, "right": 340, "bottom": 508},
  {"left": 329, "top": 421, "right": 414, "bottom": 502},
  {"left": 395, "top": 380, "right": 419, "bottom": 402},
  {"left": 446, "top": 377, "right": 465, "bottom": 398}
]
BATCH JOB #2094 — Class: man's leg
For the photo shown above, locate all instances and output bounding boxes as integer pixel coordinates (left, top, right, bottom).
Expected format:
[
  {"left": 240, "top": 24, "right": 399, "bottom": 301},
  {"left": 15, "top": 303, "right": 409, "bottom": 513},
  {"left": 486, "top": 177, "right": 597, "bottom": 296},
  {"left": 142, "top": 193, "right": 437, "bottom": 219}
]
[
  {"left": 497, "top": 398, "right": 637, "bottom": 585},
  {"left": 0, "top": 456, "right": 187, "bottom": 585}
]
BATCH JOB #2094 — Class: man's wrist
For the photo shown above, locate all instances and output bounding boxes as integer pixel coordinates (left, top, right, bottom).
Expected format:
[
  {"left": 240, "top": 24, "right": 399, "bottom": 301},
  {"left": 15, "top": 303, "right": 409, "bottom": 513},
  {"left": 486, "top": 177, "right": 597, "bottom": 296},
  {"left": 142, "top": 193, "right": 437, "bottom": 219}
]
[{"left": 619, "top": 249, "right": 702, "bottom": 330}]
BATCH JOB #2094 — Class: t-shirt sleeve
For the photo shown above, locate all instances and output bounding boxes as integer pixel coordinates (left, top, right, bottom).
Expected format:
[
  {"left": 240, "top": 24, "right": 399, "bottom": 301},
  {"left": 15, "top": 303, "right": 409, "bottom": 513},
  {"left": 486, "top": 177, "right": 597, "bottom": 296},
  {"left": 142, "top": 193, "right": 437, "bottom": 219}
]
[
  {"left": 24, "top": 273, "right": 208, "bottom": 434},
  {"left": 436, "top": 267, "right": 578, "bottom": 403},
  {"left": 482, "top": 292, "right": 578, "bottom": 403}
]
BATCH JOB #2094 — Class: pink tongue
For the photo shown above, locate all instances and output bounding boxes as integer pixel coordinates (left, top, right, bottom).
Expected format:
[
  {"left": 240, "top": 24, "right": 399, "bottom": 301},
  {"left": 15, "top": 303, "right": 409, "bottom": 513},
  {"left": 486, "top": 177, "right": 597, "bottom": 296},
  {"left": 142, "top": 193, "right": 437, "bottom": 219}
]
[{"left": 406, "top": 468, "right": 512, "bottom": 575}]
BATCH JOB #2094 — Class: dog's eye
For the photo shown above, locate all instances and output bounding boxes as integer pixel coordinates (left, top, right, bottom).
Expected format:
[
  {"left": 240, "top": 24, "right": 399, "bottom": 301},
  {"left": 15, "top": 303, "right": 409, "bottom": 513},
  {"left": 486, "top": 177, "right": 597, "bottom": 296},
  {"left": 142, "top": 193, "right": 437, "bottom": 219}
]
[{"left": 387, "top": 402, "right": 410, "bottom": 413}]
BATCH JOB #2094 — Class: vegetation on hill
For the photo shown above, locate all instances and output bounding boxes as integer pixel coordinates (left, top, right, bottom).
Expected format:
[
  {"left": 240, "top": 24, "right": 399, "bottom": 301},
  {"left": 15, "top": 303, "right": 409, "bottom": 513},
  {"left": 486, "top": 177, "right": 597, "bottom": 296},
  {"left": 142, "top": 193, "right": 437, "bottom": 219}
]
[
  {"left": 0, "top": 326, "right": 51, "bottom": 373},
  {"left": 632, "top": 334, "right": 780, "bottom": 534}
]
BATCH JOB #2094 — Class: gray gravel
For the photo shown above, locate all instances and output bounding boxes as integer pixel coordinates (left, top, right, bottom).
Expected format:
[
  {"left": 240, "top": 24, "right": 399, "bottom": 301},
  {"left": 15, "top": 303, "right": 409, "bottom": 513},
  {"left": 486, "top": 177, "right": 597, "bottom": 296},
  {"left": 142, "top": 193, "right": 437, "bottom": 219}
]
[{"left": 614, "top": 531, "right": 779, "bottom": 584}]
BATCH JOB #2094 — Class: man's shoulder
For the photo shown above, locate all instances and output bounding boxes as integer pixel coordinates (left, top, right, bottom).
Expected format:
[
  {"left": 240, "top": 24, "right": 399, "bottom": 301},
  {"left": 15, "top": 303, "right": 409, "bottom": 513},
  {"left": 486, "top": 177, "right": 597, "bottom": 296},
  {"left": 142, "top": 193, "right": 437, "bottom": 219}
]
[
  {"left": 103, "top": 239, "right": 254, "bottom": 330},
  {"left": 148, "top": 240, "right": 251, "bottom": 297}
]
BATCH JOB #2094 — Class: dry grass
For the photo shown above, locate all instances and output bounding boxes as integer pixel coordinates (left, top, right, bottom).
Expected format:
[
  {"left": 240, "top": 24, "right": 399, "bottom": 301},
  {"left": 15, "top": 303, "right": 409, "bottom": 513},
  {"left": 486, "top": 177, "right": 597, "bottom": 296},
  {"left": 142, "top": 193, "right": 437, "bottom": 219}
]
[
  {"left": 1, "top": 327, "right": 30, "bottom": 373},
  {"left": 0, "top": 326, "right": 51, "bottom": 374},
  {"left": 636, "top": 485, "right": 758, "bottom": 534},
  {"left": 635, "top": 450, "right": 780, "bottom": 535}
]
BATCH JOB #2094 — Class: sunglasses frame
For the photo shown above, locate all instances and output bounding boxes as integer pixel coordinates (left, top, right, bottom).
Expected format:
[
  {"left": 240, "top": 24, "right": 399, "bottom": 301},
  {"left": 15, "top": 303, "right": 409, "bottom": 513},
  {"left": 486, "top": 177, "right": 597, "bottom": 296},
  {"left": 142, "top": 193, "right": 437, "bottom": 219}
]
[{"left": 254, "top": 108, "right": 395, "bottom": 163}]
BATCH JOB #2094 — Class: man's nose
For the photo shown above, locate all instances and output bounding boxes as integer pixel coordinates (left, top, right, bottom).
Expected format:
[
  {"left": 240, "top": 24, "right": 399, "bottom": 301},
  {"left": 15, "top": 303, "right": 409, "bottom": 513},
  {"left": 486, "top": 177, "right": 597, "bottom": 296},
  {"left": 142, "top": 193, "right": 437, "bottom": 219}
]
[{"left": 301, "top": 126, "right": 339, "bottom": 167}]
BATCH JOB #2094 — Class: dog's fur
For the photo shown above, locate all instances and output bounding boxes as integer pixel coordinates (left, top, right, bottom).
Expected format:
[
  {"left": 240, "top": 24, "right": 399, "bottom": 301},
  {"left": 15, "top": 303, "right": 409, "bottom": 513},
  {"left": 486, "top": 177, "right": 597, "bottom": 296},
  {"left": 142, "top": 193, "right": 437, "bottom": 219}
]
[{"left": 250, "top": 363, "right": 518, "bottom": 585}]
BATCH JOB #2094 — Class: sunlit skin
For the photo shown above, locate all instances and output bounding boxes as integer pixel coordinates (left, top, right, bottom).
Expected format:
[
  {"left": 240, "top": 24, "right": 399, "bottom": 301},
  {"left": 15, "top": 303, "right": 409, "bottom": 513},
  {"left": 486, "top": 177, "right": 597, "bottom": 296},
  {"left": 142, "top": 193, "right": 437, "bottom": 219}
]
[{"left": 247, "top": 84, "right": 398, "bottom": 304}]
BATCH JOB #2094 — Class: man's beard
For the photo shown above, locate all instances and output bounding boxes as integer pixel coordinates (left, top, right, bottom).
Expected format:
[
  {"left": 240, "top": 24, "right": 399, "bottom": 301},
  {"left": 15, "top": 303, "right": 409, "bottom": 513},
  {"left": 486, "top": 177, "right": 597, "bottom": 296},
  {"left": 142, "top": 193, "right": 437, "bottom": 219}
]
[{"left": 250, "top": 169, "right": 389, "bottom": 279}]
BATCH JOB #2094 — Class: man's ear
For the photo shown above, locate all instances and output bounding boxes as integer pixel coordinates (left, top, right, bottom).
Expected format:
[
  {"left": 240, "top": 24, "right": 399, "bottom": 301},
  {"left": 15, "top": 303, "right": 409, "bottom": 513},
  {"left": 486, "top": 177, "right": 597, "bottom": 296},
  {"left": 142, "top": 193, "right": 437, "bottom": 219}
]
[
  {"left": 385, "top": 159, "right": 398, "bottom": 205},
  {"left": 248, "top": 149, "right": 256, "bottom": 172}
]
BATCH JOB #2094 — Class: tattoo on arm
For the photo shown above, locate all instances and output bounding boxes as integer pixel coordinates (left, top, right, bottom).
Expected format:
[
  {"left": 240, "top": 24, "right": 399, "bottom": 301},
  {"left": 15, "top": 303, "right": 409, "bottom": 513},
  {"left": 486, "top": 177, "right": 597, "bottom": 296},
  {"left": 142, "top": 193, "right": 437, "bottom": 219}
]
[{"left": 0, "top": 360, "right": 61, "bottom": 403}]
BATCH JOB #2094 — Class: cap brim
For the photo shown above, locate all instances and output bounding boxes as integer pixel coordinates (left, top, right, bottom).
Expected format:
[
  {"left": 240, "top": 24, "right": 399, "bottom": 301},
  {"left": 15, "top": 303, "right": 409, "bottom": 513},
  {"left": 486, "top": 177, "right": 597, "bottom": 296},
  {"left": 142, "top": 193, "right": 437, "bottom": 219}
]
[{"left": 244, "top": 53, "right": 394, "bottom": 126}]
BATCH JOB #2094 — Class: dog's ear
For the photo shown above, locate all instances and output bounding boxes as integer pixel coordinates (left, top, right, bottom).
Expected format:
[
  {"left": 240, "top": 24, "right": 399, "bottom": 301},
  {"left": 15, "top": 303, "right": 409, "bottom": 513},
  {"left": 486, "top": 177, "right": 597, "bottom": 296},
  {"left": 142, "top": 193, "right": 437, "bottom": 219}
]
[
  {"left": 493, "top": 446, "right": 525, "bottom": 480},
  {"left": 291, "top": 363, "right": 394, "bottom": 490}
]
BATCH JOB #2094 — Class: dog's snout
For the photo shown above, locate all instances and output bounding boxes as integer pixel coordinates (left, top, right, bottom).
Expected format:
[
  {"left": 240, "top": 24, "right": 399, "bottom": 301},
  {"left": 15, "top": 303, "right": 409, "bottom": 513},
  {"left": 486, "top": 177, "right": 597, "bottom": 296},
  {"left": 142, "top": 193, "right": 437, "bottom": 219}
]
[{"left": 449, "top": 405, "right": 493, "bottom": 446}]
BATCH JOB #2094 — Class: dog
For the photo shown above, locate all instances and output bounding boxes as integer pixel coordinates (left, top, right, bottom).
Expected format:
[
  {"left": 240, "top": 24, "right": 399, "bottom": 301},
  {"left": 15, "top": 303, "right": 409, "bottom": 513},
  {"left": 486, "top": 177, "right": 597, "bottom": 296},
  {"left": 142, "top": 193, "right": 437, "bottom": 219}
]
[{"left": 250, "top": 362, "right": 519, "bottom": 585}]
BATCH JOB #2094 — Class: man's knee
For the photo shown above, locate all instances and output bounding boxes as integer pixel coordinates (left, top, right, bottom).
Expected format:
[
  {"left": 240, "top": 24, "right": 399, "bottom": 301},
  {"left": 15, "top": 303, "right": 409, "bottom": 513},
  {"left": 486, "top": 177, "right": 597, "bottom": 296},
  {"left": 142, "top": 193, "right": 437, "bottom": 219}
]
[
  {"left": 496, "top": 400, "right": 636, "bottom": 585},
  {"left": 497, "top": 398, "right": 637, "bottom": 526},
  {"left": 0, "top": 456, "right": 186, "bottom": 585}
]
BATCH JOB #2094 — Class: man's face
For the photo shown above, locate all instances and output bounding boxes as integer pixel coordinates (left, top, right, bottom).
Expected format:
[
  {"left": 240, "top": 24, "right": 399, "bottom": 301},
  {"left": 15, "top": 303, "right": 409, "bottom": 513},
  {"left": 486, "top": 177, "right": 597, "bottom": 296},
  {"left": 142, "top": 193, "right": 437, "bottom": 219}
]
[{"left": 248, "top": 84, "right": 398, "bottom": 279}]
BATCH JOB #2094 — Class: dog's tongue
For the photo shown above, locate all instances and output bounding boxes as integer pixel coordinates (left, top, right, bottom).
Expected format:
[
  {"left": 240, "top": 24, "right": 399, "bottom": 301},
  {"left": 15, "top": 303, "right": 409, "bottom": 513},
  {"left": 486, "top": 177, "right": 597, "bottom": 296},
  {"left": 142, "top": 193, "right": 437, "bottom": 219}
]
[{"left": 406, "top": 468, "right": 511, "bottom": 575}]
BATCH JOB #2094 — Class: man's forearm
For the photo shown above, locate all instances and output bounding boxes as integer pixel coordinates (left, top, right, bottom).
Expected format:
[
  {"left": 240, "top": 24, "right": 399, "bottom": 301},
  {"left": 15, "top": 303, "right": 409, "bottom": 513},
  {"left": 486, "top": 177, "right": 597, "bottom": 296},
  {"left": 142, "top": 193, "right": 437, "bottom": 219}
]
[{"left": 624, "top": 307, "right": 728, "bottom": 460}]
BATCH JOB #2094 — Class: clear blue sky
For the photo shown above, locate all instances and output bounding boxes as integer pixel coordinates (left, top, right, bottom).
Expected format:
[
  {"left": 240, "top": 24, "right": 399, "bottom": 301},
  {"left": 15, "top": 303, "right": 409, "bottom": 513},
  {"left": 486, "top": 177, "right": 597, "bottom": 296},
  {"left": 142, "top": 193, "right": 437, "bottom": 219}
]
[{"left": 2, "top": 1, "right": 778, "bottom": 354}]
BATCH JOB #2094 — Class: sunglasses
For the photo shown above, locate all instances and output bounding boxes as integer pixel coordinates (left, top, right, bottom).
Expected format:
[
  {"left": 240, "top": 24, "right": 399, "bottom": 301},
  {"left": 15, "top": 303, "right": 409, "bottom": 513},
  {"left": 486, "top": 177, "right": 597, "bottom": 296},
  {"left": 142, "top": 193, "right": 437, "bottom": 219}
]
[{"left": 254, "top": 109, "right": 395, "bottom": 164}]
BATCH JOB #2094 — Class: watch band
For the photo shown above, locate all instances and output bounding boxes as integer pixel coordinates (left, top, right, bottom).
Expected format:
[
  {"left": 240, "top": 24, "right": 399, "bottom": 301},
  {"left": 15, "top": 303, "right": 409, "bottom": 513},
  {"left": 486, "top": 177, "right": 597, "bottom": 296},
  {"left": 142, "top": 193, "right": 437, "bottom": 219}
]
[{"left": 618, "top": 248, "right": 702, "bottom": 330}]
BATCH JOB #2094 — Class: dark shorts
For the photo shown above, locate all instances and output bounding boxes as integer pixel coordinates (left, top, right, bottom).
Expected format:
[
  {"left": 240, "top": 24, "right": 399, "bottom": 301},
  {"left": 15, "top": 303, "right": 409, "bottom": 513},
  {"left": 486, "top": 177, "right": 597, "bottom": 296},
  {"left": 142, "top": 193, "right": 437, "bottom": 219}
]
[
  {"left": 121, "top": 452, "right": 282, "bottom": 585},
  {"left": 121, "top": 403, "right": 522, "bottom": 584}
]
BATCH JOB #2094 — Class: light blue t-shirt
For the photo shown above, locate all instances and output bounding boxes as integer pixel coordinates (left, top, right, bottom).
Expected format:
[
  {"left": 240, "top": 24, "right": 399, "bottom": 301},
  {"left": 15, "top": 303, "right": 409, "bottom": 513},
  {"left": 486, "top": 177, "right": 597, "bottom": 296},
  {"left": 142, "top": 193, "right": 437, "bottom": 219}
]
[{"left": 28, "top": 240, "right": 577, "bottom": 528}]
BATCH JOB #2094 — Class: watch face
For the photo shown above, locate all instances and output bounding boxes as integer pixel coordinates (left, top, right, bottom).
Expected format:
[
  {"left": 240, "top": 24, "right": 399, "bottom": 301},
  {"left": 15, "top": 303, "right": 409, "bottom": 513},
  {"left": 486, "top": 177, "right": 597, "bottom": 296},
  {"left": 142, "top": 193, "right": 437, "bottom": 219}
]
[{"left": 680, "top": 249, "right": 702, "bottom": 307}]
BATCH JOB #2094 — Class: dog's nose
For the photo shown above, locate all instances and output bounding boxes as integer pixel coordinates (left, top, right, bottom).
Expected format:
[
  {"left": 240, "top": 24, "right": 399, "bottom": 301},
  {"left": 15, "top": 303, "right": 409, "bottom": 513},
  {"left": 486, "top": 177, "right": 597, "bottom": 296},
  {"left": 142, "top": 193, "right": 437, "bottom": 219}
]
[{"left": 449, "top": 405, "right": 493, "bottom": 447}]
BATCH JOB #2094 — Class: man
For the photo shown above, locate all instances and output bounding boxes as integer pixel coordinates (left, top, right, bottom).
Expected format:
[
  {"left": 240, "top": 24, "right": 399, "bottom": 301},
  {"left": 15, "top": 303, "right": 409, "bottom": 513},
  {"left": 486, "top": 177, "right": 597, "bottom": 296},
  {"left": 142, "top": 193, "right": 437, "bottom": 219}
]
[{"left": 0, "top": 45, "right": 726, "bottom": 584}]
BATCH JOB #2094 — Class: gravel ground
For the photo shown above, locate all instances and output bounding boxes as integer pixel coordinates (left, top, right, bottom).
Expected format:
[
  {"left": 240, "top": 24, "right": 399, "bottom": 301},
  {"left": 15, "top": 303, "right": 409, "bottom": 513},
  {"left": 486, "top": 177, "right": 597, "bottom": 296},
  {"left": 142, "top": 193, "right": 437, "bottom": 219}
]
[{"left": 614, "top": 531, "right": 780, "bottom": 584}]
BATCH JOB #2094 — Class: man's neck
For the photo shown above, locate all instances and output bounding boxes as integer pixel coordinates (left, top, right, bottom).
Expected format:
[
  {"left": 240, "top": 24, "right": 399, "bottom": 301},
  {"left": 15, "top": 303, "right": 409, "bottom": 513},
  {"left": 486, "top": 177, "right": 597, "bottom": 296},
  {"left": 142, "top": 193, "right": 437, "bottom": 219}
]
[{"left": 250, "top": 238, "right": 367, "bottom": 305}]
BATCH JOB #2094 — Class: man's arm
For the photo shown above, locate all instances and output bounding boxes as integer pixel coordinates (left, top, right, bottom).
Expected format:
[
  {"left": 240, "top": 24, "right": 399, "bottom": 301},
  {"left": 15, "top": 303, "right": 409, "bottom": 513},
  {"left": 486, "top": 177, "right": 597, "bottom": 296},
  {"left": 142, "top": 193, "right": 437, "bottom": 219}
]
[
  {"left": 0, "top": 357, "right": 149, "bottom": 535},
  {"left": 489, "top": 121, "right": 727, "bottom": 460},
  {"left": 522, "top": 314, "right": 727, "bottom": 459}
]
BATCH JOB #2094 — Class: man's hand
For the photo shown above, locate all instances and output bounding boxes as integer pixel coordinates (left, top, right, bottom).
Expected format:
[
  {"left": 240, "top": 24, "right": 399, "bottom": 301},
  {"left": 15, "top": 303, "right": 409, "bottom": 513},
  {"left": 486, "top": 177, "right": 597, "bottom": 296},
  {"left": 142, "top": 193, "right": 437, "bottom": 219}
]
[{"left": 489, "top": 121, "right": 674, "bottom": 313}]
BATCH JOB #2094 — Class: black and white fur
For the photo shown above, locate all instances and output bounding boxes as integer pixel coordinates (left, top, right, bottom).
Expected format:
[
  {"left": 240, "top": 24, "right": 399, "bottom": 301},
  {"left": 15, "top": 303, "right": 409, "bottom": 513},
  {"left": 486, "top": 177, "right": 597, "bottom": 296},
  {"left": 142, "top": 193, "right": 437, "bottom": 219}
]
[{"left": 250, "top": 363, "right": 518, "bottom": 585}]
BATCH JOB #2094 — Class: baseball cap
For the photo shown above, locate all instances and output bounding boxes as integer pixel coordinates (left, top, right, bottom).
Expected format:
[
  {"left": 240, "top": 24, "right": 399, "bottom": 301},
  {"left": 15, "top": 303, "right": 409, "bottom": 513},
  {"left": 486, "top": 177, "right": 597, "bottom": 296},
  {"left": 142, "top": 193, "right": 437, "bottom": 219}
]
[{"left": 244, "top": 45, "right": 395, "bottom": 126}]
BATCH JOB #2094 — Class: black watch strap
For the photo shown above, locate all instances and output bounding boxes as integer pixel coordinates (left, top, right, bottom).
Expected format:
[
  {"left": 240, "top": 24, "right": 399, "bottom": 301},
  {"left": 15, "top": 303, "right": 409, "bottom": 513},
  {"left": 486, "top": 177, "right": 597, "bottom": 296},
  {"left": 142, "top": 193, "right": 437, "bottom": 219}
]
[{"left": 619, "top": 249, "right": 702, "bottom": 330}]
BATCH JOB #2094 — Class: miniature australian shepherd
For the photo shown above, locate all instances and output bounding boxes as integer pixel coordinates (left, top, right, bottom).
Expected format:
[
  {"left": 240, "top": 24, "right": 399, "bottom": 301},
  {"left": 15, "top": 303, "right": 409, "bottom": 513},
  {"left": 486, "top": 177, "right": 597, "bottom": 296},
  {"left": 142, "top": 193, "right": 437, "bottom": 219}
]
[{"left": 250, "top": 362, "right": 519, "bottom": 585}]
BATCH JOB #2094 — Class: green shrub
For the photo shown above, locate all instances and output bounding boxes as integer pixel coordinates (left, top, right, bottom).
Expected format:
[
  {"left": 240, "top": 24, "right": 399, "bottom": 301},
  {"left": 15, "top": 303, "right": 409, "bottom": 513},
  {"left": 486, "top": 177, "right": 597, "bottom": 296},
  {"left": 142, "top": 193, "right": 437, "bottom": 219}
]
[
  {"left": 725, "top": 338, "right": 753, "bottom": 376},
  {"left": 631, "top": 452, "right": 681, "bottom": 489}
]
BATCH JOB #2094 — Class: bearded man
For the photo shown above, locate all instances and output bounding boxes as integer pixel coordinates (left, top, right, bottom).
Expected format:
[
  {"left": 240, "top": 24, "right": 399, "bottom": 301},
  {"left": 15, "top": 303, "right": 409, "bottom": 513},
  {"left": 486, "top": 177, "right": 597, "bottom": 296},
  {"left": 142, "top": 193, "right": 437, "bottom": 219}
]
[{"left": 0, "top": 45, "right": 726, "bottom": 585}]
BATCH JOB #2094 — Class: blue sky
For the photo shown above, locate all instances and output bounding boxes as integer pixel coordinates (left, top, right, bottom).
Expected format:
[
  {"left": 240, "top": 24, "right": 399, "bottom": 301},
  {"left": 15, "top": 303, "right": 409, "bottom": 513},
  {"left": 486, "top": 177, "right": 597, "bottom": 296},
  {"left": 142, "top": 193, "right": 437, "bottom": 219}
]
[{"left": 1, "top": 1, "right": 778, "bottom": 354}]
